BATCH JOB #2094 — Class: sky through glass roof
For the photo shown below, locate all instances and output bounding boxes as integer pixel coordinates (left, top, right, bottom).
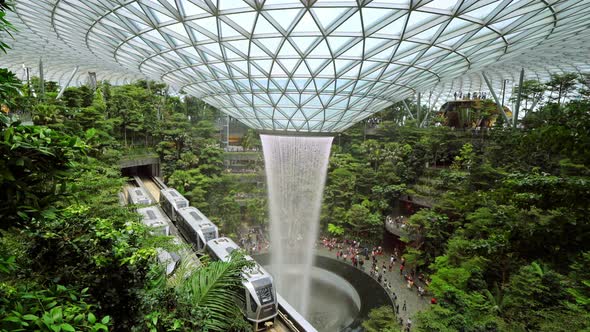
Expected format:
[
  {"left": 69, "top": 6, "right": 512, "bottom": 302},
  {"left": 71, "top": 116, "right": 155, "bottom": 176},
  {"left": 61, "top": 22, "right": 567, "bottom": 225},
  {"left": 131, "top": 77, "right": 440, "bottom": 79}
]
[{"left": 2, "top": 0, "right": 590, "bottom": 132}]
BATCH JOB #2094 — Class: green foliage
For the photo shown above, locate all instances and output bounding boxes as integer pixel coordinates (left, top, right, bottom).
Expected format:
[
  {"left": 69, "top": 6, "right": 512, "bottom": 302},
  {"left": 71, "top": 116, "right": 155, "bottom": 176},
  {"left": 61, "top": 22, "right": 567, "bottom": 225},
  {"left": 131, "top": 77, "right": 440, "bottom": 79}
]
[
  {"left": 327, "top": 223, "right": 345, "bottom": 236},
  {"left": 241, "top": 128, "right": 261, "bottom": 151},
  {"left": 545, "top": 73, "right": 579, "bottom": 106},
  {"left": 0, "top": 116, "right": 87, "bottom": 227},
  {"left": 0, "top": 285, "right": 111, "bottom": 332},
  {"left": 136, "top": 252, "right": 253, "bottom": 332},
  {"left": 0, "top": 68, "right": 21, "bottom": 106},
  {"left": 362, "top": 306, "right": 400, "bottom": 332},
  {"left": 450, "top": 143, "right": 474, "bottom": 171},
  {"left": 0, "top": 2, "right": 16, "bottom": 54},
  {"left": 510, "top": 79, "right": 545, "bottom": 114},
  {"left": 567, "top": 252, "right": 590, "bottom": 315},
  {"left": 176, "top": 252, "right": 253, "bottom": 331}
]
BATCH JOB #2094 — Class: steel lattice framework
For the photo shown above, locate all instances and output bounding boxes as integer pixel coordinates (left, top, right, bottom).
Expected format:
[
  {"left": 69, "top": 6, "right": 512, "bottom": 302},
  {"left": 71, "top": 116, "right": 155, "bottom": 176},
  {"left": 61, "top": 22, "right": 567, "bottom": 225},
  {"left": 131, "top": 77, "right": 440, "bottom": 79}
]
[{"left": 2, "top": 0, "right": 590, "bottom": 132}]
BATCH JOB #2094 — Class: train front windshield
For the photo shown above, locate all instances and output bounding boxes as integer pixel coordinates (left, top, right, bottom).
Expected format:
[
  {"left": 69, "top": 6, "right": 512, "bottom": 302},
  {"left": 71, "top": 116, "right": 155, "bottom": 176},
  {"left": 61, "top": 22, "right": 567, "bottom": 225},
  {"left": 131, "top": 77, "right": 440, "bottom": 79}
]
[
  {"left": 252, "top": 278, "right": 274, "bottom": 306},
  {"left": 205, "top": 230, "right": 217, "bottom": 243}
]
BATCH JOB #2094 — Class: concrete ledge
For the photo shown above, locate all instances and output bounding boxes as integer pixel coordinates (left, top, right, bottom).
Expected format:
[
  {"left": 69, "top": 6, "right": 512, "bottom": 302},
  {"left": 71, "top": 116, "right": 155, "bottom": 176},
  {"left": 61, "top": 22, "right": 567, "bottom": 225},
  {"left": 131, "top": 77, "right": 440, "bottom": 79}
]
[{"left": 119, "top": 156, "right": 160, "bottom": 168}]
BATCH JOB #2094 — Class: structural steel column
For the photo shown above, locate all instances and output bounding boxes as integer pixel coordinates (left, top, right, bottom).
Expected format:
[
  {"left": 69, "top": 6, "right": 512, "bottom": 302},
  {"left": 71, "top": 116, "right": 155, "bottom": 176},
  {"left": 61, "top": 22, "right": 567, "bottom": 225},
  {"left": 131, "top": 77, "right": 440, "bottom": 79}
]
[
  {"left": 38, "top": 58, "right": 45, "bottom": 98},
  {"left": 501, "top": 79, "right": 508, "bottom": 107},
  {"left": 482, "top": 72, "right": 510, "bottom": 125},
  {"left": 56, "top": 66, "right": 79, "bottom": 99},
  {"left": 401, "top": 100, "right": 415, "bottom": 120},
  {"left": 513, "top": 68, "right": 525, "bottom": 128},
  {"left": 25, "top": 67, "right": 31, "bottom": 96},
  {"left": 88, "top": 72, "right": 97, "bottom": 89},
  {"left": 421, "top": 90, "right": 442, "bottom": 128},
  {"left": 417, "top": 92, "right": 422, "bottom": 125},
  {"left": 225, "top": 114, "right": 230, "bottom": 148}
]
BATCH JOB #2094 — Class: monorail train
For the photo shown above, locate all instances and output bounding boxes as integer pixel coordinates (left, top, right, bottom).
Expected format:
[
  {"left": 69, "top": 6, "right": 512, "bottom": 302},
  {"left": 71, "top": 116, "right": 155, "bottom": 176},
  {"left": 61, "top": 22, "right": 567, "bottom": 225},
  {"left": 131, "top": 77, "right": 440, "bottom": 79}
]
[
  {"left": 136, "top": 206, "right": 170, "bottom": 236},
  {"left": 206, "top": 237, "right": 278, "bottom": 328},
  {"left": 159, "top": 188, "right": 189, "bottom": 222},
  {"left": 127, "top": 186, "right": 153, "bottom": 205},
  {"left": 176, "top": 206, "right": 219, "bottom": 250},
  {"left": 156, "top": 238, "right": 181, "bottom": 276},
  {"left": 136, "top": 206, "right": 181, "bottom": 275}
]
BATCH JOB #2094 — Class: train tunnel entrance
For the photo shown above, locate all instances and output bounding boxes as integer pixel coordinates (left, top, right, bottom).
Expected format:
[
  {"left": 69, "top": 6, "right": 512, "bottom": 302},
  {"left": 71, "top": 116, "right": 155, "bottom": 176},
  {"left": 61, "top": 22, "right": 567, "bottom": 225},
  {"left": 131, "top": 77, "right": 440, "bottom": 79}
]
[
  {"left": 120, "top": 156, "right": 161, "bottom": 178},
  {"left": 121, "top": 164, "right": 156, "bottom": 178}
]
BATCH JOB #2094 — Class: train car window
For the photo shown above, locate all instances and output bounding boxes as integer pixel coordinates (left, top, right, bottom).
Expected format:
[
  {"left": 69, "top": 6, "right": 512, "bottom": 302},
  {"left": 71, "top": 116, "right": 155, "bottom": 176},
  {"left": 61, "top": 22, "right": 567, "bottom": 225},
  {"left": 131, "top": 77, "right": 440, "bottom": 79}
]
[
  {"left": 146, "top": 210, "right": 156, "bottom": 219},
  {"left": 205, "top": 231, "right": 216, "bottom": 242},
  {"left": 170, "top": 191, "right": 178, "bottom": 197},
  {"left": 249, "top": 294, "right": 258, "bottom": 312},
  {"left": 189, "top": 211, "right": 202, "bottom": 221}
]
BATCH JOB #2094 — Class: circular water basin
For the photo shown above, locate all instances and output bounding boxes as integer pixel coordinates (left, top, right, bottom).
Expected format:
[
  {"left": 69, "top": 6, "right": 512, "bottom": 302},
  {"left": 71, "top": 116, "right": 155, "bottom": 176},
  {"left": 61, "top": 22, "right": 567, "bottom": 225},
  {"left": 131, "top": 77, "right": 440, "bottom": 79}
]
[{"left": 254, "top": 254, "right": 393, "bottom": 332}]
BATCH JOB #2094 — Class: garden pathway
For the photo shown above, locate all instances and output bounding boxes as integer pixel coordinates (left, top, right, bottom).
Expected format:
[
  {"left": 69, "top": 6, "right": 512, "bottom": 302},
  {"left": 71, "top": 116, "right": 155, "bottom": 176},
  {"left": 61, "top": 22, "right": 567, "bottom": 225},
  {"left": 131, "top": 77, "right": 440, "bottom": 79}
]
[{"left": 315, "top": 247, "right": 430, "bottom": 329}]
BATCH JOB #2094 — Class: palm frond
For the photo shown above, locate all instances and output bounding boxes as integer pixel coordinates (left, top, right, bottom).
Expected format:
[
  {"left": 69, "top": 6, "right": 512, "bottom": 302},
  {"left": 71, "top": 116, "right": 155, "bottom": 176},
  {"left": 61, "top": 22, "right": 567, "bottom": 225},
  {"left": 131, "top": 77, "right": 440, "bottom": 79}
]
[{"left": 178, "top": 251, "right": 252, "bottom": 331}]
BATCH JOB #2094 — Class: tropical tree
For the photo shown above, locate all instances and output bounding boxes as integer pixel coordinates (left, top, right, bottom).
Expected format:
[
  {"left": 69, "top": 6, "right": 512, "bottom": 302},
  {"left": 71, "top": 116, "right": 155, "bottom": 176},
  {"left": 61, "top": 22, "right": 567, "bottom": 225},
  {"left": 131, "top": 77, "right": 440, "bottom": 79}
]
[
  {"left": 0, "top": 1, "right": 16, "bottom": 53},
  {"left": 578, "top": 73, "right": 590, "bottom": 100},
  {"left": 545, "top": 73, "right": 578, "bottom": 106},
  {"left": 510, "top": 79, "right": 545, "bottom": 113},
  {"left": 241, "top": 129, "right": 261, "bottom": 151},
  {"left": 0, "top": 68, "right": 20, "bottom": 108},
  {"left": 362, "top": 306, "right": 400, "bottom": 332}
]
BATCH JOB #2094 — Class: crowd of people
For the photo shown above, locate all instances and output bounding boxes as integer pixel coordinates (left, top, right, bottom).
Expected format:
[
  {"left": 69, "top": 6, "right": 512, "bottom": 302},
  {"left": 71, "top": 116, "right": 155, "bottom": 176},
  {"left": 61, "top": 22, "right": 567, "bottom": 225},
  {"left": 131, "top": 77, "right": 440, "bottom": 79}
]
[
  {"left": 320, "top": 237, "right": 436, "bottom": 331},
  {"left": 239, "top": 227, "right": 269, "bottom": 253},
  {"left": 453, "top": 91, "right": 488, "bottom": 100},
  {"left": 385, "top": 215, "right": 410, "bottom": 231},
  {"left": 243, "top": 232, "right": 434, "bottom": 331}
]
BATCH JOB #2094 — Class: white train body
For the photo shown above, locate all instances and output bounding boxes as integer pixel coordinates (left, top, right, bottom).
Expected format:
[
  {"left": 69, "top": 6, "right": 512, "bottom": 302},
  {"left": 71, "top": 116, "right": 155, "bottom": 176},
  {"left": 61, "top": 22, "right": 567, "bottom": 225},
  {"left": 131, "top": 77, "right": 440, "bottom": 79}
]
[
  {"left": 136, "top": 206, "right": 170, "bottom": 236},
  {"left": 206, "top": 237, "right": 278, "bottom": 324},
  {"left": 159, "top": 188, "right": 189, "bottom": 222},
  {"left": 127, "top": 187, "right": 153, "bottom": 205},
  {"left": 176, "top": 207, "right": 219, "bottom": 250}
]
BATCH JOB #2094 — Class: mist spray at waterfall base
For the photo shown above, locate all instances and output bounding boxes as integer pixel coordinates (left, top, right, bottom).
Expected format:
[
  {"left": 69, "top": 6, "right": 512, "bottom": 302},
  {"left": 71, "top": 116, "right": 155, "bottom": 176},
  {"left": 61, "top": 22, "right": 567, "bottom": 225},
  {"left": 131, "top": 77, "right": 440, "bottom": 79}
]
[{"left": 261, "top": 134, "right": 333, "bottom": 318}]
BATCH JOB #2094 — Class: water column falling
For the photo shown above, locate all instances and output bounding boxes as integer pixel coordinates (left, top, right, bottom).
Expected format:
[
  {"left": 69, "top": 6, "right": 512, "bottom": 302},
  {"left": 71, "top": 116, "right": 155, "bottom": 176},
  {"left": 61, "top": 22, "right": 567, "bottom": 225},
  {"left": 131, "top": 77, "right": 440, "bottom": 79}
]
[{"left": 261, "top": 134, "right": 334, "bottom": 318}]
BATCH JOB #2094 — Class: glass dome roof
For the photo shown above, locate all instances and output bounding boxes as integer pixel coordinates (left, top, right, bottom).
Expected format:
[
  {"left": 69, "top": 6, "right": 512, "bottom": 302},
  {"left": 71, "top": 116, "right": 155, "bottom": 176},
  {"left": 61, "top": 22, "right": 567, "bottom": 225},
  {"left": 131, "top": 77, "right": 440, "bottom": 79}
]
[{"left": 3, "top": 0, "right": 590, "bottom": 132}]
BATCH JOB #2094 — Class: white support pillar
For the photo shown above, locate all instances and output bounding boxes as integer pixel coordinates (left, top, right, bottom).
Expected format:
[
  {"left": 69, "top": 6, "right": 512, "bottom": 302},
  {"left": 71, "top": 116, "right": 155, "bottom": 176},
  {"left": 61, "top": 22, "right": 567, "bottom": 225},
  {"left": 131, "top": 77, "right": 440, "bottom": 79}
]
[
  {"left": 401, "top": 100, "right": 415, "bottom": 120},
  {"left": 482, "top": 72, "right": 511, "bottom": 125},
  {"left": 56, "top": 66, "right": 79, "bottom": 99}
]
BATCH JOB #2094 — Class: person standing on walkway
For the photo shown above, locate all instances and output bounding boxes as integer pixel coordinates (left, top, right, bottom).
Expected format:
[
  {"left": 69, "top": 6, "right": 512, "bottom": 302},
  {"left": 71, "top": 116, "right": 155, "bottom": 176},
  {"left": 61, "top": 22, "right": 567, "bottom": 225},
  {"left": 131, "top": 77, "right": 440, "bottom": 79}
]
[
  {"left": 389, "top": 255, "right": 395, "bottom": 271},
  {"left": 396, "top": 303, "right": 400, "bottom": 314},
  {"left": 402, "top": 299, "right": 407, "bottom": 311}
]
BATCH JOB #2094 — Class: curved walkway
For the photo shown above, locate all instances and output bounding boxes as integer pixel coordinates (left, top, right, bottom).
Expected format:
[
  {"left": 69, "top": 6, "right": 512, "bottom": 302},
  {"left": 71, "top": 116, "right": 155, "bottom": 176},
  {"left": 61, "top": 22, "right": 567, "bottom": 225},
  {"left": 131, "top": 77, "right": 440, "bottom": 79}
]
[{"left": 315, "top": 247, "right": 429, "bottom": 328}]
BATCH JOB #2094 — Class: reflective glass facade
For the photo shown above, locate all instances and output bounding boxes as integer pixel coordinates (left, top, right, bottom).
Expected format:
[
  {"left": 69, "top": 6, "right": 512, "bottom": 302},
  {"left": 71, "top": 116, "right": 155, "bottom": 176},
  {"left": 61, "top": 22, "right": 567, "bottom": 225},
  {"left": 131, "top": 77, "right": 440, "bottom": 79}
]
[{"left": 3, "top": 1, "right": 590, "bottom": 132}]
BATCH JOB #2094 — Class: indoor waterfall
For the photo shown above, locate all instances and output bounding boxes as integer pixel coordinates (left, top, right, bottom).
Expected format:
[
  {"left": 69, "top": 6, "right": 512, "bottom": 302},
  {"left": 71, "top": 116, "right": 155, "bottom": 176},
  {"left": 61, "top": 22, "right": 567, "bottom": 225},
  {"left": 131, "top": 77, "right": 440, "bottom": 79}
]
[{"left": 261, "top": 134, "right": 334, "bottom": 318}]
